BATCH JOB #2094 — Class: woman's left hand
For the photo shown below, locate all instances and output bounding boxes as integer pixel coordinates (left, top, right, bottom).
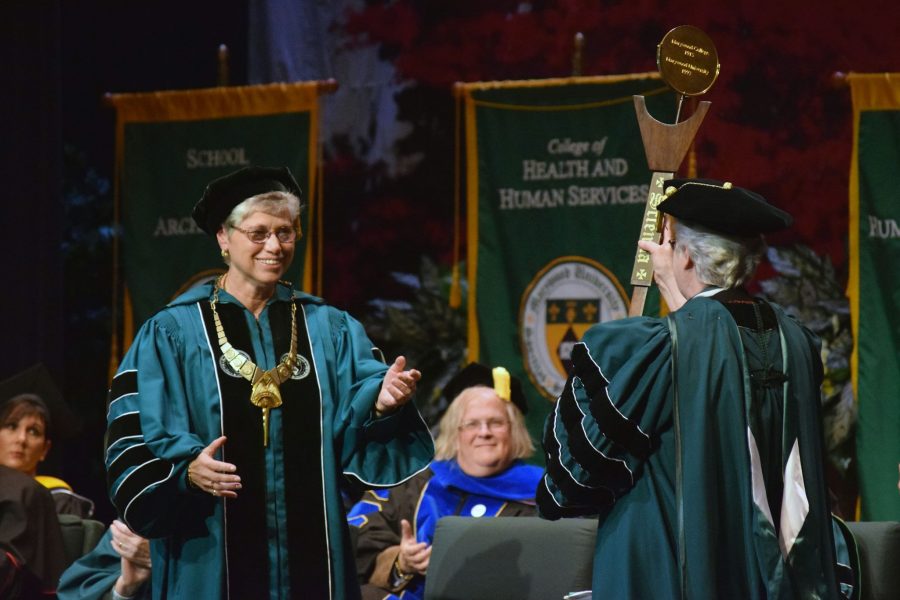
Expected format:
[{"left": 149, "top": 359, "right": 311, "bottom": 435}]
[
  {"left": 375, "top": 356, "right": 421, "bottom": 416},
  {"left": 111, "top": 519, "right": 151, "bottom": 597},
  {"left": 110, "top": 519, "right": 151, "bottom": 569}
]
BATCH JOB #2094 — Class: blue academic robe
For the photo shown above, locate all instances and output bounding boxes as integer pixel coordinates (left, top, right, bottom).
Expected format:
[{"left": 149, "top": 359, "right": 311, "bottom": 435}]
[{"left": 351, "top": 459, "right": 543, "bottom": 600}]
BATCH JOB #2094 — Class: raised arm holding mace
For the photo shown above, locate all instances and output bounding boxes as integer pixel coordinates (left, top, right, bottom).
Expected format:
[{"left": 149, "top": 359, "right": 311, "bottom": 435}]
[{"left": 628, "top": 25, "right": 719, "bottom": 316}]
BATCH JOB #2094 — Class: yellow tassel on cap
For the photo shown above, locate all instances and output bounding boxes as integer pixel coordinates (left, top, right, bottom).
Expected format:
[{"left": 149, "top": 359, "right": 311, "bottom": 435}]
[
  {"left": 35, "top": 475, "right": 73, "bottom": 491},
  {"left": 492, "top": 367, "right": 511, "bottom": 402}
]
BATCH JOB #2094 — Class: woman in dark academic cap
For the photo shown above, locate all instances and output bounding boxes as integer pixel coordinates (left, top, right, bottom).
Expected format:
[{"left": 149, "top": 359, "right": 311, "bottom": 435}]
[
  {"left": 0, "top": 380, "right": 94, "bottom": 518},
  {"left": 0, "top": 369, "right": 151, "bottom": 599},
  {"left": 104, "top": 166, "right": 434, "bottom": 599},
  {"left": 539, "top": 179, "right": 846, "bottom": 599},
  {"left": 349, "top": 363, "right": 542, "bottom": 600}
]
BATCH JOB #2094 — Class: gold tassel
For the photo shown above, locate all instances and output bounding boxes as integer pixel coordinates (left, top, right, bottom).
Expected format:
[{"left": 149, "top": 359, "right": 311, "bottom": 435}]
[{"left": 492, "top": 367, "right": 511, "bottom": 402}]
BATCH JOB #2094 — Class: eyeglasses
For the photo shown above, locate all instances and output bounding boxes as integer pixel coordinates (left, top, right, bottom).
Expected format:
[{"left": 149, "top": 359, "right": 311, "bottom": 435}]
[
  {"left": 458, "top": 418, "right": 510, "bottom": 433},
  {"left": 233, "top": 226, "right": 298, "bottom": 244}
]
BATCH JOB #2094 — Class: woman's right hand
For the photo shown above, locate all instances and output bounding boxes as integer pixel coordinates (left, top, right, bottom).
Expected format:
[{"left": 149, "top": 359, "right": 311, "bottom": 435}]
[
  {"left": 638, "top": 216, "right": 687, "bottom": 311},
  {"left": 397, "top": 518, "right": 431, "bottom": 576},
  {"left": 187, "top": 436, "right": 242, "bottom": 498}
]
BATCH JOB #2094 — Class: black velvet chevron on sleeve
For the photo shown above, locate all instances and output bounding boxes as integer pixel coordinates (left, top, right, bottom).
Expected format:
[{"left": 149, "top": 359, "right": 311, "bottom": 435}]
[{"left": 571, "top": 343, "right": 652, "bottom": 460}]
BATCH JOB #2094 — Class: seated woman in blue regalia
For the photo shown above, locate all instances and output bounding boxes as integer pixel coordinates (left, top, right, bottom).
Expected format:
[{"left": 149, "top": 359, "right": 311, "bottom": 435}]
[{"left": 349, "top": 363, "right": 542, "bottom": 600}]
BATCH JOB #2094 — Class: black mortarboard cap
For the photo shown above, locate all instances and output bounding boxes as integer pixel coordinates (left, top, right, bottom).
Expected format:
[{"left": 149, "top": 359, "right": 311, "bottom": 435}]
[
  {"left": 658, "top": 178, "right": 793, "bottom": 236},
  {"left": 191, "top": 166, "right": 302, "bottom": 236},
  {"left": 441, "top": 362, "right": 528, "bottom": 415},
  {"left": 0, "top": 363, "right": 80, "bottom": 440}
]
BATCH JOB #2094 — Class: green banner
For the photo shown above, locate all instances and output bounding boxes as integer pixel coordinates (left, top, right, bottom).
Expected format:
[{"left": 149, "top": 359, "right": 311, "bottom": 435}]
[
  {"left": 849, "top": 74, "right": 900, "bottom": 520},
  {"left": 109, "top": 83, "right": 321, "bottom": 337},
  {"left": 462, "top": 75, "right": 675, "bottom": 439},
  {"left": 122, "top": 114, "right": 310, "bottom": 326}
]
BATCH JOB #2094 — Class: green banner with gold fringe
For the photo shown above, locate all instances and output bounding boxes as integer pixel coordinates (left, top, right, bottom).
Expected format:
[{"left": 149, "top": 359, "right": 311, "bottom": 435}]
[
  {"left": 848, "top": 73, "right": 900, "bottom": 520},
  {"left": 107, "top": 83, "right": 324, "bottom": 361},
  {"left": 459, "top": 74, "right": 675, "bottom": 440}
]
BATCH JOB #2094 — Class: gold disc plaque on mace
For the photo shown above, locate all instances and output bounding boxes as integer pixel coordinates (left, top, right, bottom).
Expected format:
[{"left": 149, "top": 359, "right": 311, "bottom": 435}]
[{"left": 657, "top": 25, "right": 720, "bottom": 97}]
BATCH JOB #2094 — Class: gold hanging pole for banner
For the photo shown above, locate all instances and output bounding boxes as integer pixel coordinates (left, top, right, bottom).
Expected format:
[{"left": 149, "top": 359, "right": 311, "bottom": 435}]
[
  {"left": 315, "top": 138, "right": 325, "bottom": 297},
  {"left": 315, "top": 79, "right": 336, "bottom": 299},
  {"left": 107, "top": 105, "right": 125, "bottom": 380},
  {"left": 217, "top": 44, "right": 230, "bottom": 87},
  {"left": 316, "top": 79, "right": 339, "bottom": 94},
  {"left": 572, "top": 32, "right": 585, "bottom": 77},
  {"left": 102, "top": 80, "right": 339, "bottom": 112},
  {"left": 449, "top": 83, "right": 464, "bottom": 309}
]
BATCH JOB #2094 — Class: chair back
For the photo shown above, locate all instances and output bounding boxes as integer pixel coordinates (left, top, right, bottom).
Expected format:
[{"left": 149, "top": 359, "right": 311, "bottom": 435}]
[
  {"left": 845, "top": 521, "right": 900, "bottom": 600},
  {"left": 424, "top": 516, "right": 597, "bottom": 600},
  {"left": 57, "top": 514, "right": 106, "bottom": 567}
]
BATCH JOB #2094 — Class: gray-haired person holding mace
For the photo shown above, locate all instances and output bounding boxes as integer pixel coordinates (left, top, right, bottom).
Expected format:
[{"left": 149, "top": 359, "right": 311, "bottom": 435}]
[{"left": 539, "top": 178, "right": 848, "bottom": 598}]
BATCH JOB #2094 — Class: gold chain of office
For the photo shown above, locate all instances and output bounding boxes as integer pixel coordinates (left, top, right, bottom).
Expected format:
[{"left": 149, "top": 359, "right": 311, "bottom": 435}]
[{"left": 210, "top": 274, "right": 298, "bottom": 446}]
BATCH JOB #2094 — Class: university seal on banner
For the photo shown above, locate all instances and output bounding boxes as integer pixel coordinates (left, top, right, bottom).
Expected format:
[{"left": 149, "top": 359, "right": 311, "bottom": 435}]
[{"left": 519, "top": 256, "right": 627, "bottom": 400}]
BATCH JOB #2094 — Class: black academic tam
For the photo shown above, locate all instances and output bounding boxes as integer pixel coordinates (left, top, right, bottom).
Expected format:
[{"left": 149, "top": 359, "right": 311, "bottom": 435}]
[{"left": 659, "top": 178, "right": 793, "bottom": 236}]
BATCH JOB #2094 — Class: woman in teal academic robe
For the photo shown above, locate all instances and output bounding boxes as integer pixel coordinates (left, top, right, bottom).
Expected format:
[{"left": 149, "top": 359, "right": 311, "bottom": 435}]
[
  {"left": 104, "top": 166, "right": 434, "bottom": 599},
  {"left": 539, "top": 179, "right": 843, "bottom": 599}
]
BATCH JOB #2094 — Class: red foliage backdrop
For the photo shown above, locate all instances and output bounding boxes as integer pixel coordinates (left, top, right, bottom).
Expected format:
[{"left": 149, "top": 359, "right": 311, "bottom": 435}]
[{"left": 322, "top": 0, "right": 899, "bottom": 312}]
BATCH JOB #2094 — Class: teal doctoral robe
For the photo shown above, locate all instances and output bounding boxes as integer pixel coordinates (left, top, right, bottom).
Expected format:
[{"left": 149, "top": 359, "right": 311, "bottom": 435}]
[
  {"left": 538, "top": 294, "right": 841, "bottom": 599},
  {"left": 104, "top": 283, "right": 434, "bottom": 600}
]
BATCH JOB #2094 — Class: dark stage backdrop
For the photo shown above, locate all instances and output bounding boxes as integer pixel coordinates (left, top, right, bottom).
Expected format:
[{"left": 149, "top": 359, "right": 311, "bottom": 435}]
[
  {"left": 3, "top": 1, "right": 63, "bottom": 377},
  {"left": 4, "top": 0, "right": 898, "bottom": 522}
]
